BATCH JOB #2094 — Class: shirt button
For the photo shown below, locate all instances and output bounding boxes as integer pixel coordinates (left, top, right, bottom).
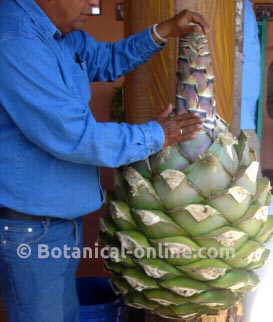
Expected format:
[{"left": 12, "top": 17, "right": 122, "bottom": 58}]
[
  {"left": 4, "top": 226, "right": 9, "bottom": 231},
  {"left": 54, "top": 31, "right": 63, "bottom": 40},
  {"left": 28, "top": 228, "right": 33, "bottom": 233}
]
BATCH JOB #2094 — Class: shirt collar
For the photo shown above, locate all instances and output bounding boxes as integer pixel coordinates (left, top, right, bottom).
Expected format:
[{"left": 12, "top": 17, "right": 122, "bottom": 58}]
[{"left": 14, "top": 0, "right": 63, "bottom": 39}]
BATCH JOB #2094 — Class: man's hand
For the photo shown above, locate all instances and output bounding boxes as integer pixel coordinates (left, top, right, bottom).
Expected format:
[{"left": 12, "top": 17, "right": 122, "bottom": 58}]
[
  {"left": 156, "top": 10, "right": 209, "bottom": 40},
  {"left": 155, "top": 105, "right": 204, "bottom": 148}
]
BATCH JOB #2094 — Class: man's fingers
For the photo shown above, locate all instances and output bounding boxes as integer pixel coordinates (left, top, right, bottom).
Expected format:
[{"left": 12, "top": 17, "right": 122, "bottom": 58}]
[
  {"left": 188, "top": 11, "right": 210, "bottom": 34},
  {"left": 180, "top": 124, "right": 203, "bottom": 135},
  {"left": 163, "top": 123, "right": 202, "bottom": 147},
  {"left": 175, "top": 112, "right": 200, "bottom": 121},
  {"left": 175, "top": 114, "right": 204, "bottom": 125},
  {"left": 180, "top": 25, "right": 201, "bottom": 35},
  {"left": 178, "top": 118, "right": 203, "bottom": 129},
  {"left": 159, "top": 104, "right": 173, "bottom": 118},
  {"left": 157, "top": 110, "right": 205, "bottom": 148},
  {"left": 167, "top": 133, "right": 198, "bottom": 147}
]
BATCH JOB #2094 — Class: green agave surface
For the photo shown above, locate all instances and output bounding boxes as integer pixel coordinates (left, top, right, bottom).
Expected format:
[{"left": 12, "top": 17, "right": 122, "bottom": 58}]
[{"left": 100, "top": 32, "right": 273, "bottom": 320}]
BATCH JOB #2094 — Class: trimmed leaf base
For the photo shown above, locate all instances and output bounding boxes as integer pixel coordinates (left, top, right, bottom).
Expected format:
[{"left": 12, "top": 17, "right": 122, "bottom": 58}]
[{"left": 145, "top": 303, "right": 243, "bottom": 322}]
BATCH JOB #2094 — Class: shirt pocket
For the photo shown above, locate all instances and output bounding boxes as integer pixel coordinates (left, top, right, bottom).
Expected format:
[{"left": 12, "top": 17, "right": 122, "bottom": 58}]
[{"left": 71, "top": 58, "right": 91, "bottom": 105}]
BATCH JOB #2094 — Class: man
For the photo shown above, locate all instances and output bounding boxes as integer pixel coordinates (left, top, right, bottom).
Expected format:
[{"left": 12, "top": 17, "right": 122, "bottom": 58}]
[{"left": 0, "top": 0, "right": 208, "bottom": 321}]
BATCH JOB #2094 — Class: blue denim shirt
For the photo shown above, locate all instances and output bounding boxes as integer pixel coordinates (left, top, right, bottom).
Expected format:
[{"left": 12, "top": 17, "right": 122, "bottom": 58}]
[{"left": 0, "top": 0, "right": 165, "bottom": 218}]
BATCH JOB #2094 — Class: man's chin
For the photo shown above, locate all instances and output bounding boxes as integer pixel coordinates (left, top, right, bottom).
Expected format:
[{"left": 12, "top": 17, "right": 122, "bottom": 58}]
[{"left": 71, "top": 20, "right": 87, "bottom": 31}]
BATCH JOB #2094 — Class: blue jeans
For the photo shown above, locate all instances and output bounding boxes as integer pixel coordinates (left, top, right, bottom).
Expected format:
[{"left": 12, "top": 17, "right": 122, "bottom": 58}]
[{"left": 0, "top": 216, "right": 83, "bottom": 322}]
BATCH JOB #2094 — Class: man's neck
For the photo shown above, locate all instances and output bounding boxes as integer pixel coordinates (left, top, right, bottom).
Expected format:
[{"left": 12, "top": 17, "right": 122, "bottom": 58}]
[{"left": 34, "top": 0, "right": 64, "bottom": 33}]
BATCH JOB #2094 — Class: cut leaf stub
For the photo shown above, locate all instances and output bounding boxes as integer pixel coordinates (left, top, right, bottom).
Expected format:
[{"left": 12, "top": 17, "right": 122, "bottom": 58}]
[
  {"left": 177, "top": 259, "right": 231, "bottom": 281},
  {"left": 160, "top": 276, "right": 210, "bottom": 297}
]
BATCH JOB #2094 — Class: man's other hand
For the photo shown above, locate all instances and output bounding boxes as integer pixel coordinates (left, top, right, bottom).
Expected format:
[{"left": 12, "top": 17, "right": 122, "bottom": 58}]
[{"left": 155, "top": 104, "right": 204, "bottom": 149}]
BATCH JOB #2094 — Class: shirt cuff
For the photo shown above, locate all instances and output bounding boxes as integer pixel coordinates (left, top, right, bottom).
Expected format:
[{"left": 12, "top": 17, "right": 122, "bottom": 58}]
[
  {"left": 148, "top": 26, "right": 167, "bottom": 49},
  {"left": 139, "top": 120, "right": 165, "bottom": 155}
]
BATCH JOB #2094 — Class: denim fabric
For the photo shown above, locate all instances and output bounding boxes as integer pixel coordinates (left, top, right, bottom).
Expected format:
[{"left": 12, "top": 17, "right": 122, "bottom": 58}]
[
  {"left": 0, "top": 216, "right": 83, "bottom": 322},
  {"left": 0, "top": 0, "right": 165, "bottom": 219}
]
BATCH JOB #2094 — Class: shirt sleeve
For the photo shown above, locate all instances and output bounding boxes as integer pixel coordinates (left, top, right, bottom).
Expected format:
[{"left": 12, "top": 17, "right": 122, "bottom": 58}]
[
  {"left": 67, "top": 27, "right": 165, "bottom": 82},
  {"left": 0, "top": 37, "right": 164, "bottom": 167}
]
